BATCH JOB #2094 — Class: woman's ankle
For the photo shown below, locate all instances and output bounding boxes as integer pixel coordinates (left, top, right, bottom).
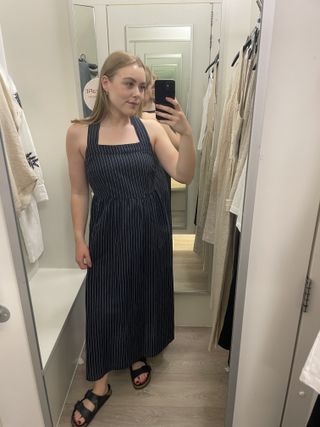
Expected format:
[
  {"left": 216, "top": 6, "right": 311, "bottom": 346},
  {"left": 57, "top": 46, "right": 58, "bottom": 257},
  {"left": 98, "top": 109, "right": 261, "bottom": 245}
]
[{"left": 92, "top": 373, "right": 109, "bottom": 395}]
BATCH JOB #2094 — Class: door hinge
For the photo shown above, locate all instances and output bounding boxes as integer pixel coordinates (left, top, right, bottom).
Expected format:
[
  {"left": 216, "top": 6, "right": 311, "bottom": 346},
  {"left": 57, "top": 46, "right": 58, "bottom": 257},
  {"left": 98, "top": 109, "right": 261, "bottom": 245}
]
[{"left": 302, "top": 276, "right": 312, "bottom": 312}]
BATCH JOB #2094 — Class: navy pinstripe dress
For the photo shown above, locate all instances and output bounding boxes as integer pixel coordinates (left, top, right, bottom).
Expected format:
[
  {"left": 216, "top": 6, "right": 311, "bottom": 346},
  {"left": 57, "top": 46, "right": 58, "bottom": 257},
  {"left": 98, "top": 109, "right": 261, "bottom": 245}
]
[{"left": 85, "top": 116, "right": 174, "bottom": 381}]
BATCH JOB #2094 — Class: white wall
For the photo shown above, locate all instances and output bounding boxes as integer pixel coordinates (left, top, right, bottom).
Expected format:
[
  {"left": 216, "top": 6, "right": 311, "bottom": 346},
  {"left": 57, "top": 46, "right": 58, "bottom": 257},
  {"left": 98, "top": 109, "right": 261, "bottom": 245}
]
[
  {"left": 0, "top": 196, "right": 45, "bottom": 426},
  {"left": 232, "top": 0, "right": 320, "bottom": 425},
  {"left": 0, "top": 0, "right": 79, "bottom": 269}
]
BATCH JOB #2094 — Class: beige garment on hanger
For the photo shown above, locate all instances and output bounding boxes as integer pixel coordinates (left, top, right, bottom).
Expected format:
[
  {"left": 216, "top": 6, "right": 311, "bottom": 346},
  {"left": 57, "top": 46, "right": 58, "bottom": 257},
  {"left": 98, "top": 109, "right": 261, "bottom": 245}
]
[
  {"left": 202, "top": 56, "right": 244, "bottom": 246},
  {"left": 194, "top": 64, "right": 218, "bottom": 264},
  {"left": 209, "top": 67, "right": 256, "bottom": 349},
  {"left": 230, "top": 157, "right": 247, "bottom": 232},
  {"left": 204, "top": 50, "right": 256, "bottom": 349},
  {"left": 0, "top": 74, "right": 37, "bottom": 213},
  {"left": 227, "top": 73, "right": 256, "bottom": 211}
]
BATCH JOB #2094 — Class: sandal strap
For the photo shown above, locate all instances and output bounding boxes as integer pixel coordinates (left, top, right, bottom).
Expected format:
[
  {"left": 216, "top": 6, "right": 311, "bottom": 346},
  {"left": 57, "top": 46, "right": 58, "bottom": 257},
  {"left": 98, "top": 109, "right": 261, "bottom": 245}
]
[
  {"left": 130, "top": 364, "right": 151, "bottom": 380},
  {"left": 73, "top": 385, "right": 112, "bottom": 425},
  {"left": 84, "top": 390, "right": 100, "bottom": 408},
  {"left": 85, "top": 385, "right": 111, "bottom": 407},
  {"left": 74, "top": 400, "right": 94, "bottom": 424}
]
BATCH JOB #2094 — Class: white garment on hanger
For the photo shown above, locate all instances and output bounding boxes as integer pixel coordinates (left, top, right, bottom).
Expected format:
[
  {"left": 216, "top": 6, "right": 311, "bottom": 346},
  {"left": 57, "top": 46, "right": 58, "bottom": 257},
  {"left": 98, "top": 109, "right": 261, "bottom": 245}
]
[
  {"left": 230, "top": 157, "right": 247, "bottom": 232},
  {"left": 197, "top": 72, "right": 214, "bottom": 151},
  {"left": 0, "top": 72, "right": 37, "bottom": 212},
  {"left": 18, "top": 199, "right": 44, "bottom": 262},
  {"left": 0, "top": 67, "right": 48, "bottom": 263},
  {"left": 194, "top": 63, "right": 218, "bottom": 263},
  {"left": 15, "top": 109, "right": 48, "bottom": 201},
  {"left": 300, "top": 330, "right": 320, "bottom": 394}
]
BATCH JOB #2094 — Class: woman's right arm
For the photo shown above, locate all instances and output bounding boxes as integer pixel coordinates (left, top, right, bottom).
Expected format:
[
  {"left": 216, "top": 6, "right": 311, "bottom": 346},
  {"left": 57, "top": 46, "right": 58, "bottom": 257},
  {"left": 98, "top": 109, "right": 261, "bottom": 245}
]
[{"left": 66, "top": 124, "right": 92, "bottom": 269}]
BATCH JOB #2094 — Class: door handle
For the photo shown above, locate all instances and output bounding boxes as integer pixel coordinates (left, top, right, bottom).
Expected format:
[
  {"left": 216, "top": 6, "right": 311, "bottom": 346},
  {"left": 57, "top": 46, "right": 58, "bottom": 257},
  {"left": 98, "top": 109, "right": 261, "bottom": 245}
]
[{"left": 0, "top": 305, "right": 10, "bottom": 323}]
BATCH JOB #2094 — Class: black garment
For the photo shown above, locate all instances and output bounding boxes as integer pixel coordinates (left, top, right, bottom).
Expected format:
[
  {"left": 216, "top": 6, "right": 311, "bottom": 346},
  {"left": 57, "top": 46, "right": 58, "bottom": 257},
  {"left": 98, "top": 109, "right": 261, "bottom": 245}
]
[
  {"left": 218, "top": 228, "right": 240, "bottom": 351},
  {"left": 85, "top": 117, "right": 174, "bottom": 381},
  {"left": 78, "top": 60, "right": 92, "bottom": 118},
  {"left": 307, "top": 395, "right": 320, "bottom": 427},
  {"left": 194, "top": 193, "right": 199, "bottom": 226}
]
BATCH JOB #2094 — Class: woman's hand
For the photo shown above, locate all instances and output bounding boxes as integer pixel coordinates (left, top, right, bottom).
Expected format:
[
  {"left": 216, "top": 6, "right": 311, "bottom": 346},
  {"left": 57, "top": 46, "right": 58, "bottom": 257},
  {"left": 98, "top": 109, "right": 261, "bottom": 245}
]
[
  {"left": 75, "top": 240, "right": 92, "bottom": 269},
  {"left": 155, "top": 98, "right": 192, "bottom": 137}
]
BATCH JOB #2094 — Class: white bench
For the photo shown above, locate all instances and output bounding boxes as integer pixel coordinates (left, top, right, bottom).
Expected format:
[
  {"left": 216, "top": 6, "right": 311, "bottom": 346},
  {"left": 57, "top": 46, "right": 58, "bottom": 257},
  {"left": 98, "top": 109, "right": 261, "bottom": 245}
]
[{"left": 29, "top": 268, "right": 86, "bottom": 426}]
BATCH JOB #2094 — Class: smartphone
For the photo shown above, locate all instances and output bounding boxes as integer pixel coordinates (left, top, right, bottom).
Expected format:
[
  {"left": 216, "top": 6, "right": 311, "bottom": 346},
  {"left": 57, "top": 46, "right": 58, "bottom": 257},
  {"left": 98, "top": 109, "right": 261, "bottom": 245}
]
[{"left": 155, "top": 80, "right": 175, "bottom": 121}]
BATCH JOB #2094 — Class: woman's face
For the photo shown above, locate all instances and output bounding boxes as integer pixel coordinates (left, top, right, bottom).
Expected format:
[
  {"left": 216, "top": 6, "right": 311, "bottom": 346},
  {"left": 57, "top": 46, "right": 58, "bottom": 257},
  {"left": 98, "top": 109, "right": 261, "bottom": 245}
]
[{"left": 101, "top": 64, "right": 146, "bottom": 116}]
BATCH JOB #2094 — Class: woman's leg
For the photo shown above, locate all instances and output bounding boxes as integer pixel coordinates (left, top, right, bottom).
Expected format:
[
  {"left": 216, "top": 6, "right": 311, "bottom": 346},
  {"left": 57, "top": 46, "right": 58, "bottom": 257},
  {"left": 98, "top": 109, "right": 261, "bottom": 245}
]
[{"left": 73, "top": 372, "right": 110, "bottom": 425}]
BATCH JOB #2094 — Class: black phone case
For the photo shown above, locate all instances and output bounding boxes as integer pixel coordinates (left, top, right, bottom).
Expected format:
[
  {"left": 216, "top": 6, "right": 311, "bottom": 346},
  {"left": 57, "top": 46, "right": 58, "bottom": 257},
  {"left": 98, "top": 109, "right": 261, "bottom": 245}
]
[{"left": 155, "top": 80, "right": 175, "bottom": 121}]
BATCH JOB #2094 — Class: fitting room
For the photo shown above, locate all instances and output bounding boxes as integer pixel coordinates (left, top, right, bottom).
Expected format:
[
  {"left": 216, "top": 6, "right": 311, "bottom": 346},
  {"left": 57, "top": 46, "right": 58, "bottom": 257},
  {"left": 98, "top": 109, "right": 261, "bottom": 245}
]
[{"left": 0, "top": 0, "right": 320, "bottom": 426}]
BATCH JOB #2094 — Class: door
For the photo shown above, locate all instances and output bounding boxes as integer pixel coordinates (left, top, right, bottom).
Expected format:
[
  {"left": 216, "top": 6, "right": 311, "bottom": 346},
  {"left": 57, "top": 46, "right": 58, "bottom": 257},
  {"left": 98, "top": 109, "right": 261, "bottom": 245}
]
[
  {"left": 0, "top": 139, "right": 50, "bottom": 425},
  {"left": 281, "top": 207, "right": 320, "bottom": 426},
  {"left": 106, "top": 2, "right": 221, "bottom": 232}
]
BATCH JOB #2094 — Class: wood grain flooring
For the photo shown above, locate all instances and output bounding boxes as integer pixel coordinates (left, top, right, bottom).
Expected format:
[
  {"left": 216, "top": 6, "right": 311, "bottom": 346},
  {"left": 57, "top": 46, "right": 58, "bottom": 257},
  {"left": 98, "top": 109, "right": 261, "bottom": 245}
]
[
  {"left": 173, "top": 235, "right": 208, "bottom": 293},
  {"left": 58, "top": 327, "right": 228, "bottom": 427}
]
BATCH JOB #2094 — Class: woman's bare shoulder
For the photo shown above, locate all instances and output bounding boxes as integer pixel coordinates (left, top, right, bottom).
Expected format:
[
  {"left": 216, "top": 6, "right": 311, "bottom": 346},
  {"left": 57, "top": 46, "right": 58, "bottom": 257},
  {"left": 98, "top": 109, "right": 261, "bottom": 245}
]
[
  {"left": 141, "top": 111, "right": 156, "bottom": 120},
  {"left": 66, "top": 123, "right": 89, "bottom": 158},
  {"left": 141, "top": 118, "right": 164, "bottom": 145},
  {"left": 141, "top": 117, "right": 163, "bottom": 133},
  {"left": 66, "top": 122, "right": 88, "bottom": 140}
]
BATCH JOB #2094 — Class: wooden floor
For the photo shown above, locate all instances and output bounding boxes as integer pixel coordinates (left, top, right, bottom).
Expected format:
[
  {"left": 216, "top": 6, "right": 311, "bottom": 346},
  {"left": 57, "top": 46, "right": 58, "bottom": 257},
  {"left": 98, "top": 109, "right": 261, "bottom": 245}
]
[
  {"left": 58, "top": 327, "right": 229, "bottom": 427},
  {"left": 173, "top": 235, "right": 208, "bottom": 293}
]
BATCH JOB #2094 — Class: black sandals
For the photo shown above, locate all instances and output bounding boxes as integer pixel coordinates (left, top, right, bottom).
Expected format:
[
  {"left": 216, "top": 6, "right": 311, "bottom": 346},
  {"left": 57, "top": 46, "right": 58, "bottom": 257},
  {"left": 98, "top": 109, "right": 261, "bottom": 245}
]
[
  {"left": 71, "top": 384, "right": 112, "bottom": 427},
  {"left": 129, "top": 357, "right": 152, "bottom": 390}
]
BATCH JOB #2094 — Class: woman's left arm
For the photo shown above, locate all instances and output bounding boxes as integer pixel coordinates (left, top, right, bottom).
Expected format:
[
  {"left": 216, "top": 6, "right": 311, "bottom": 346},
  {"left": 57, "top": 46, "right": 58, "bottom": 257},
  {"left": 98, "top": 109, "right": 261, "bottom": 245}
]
[
  {"left": 149, "top": 98, "right": 196, "bottom": 184},
  {"left": 162, "top": 123, "right": 181, "bottom": 150}
]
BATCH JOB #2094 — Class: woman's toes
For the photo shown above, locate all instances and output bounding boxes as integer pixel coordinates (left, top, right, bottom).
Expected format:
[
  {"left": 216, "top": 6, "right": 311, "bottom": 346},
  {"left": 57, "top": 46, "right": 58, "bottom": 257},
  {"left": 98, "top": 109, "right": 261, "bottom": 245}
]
[
  {"left": 73, "top": 410, "right": 84, "bottom": 425},
  {"left": 139, "top": 373, "right": 147, "bottom": 384}
]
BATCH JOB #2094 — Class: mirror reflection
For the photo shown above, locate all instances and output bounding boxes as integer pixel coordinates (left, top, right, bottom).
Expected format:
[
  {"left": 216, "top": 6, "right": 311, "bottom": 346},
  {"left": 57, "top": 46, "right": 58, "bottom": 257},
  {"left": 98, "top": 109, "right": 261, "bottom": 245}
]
[
  {"left": 73, "top": 4, "right": 99, "bottom": 117},
  {"left": 125, "top": 24, "right": 192, "bottom": 230},
  {"left": 0, "top": 0, "right": 262, "bottom": 425}
]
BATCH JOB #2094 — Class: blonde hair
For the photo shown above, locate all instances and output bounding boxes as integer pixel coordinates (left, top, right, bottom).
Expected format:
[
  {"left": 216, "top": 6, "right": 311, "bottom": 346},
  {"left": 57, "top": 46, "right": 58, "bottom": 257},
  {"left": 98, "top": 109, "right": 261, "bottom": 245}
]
[
  {"left": 72, "top": 51, "right": 145, "bottom": 125},
  {"left": 139, "top": 65, "right": 157, "bottom": 118},
  {"left": 144, "top": 65, "right": 157, "bottom": 87}
]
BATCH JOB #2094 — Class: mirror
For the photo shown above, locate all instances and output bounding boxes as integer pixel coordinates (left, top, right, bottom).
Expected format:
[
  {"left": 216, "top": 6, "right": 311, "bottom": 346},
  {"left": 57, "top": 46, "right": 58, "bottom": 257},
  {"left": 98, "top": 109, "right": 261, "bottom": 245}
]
[
  {"left": 0, "top": 0, "right": 263, "bottom": 425},
  {"left": 126, "top": 24, "right": 192, "bottom": 230},
  {"left": 73, "top": 5, "right": 99, "bottom": 117},
  {"left": 125, "top": 25, "right": 192, "bottom": 114},
  {"left": 125, "top": 24, "right": 192, "bottom": 228}
]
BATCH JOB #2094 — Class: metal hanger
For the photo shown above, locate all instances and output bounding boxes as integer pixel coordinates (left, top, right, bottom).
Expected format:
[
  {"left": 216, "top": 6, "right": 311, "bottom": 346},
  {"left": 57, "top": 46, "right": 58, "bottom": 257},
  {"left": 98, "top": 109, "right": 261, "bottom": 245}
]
[{"left": 205, "top": 53, "right": 219, "bottom": 73}]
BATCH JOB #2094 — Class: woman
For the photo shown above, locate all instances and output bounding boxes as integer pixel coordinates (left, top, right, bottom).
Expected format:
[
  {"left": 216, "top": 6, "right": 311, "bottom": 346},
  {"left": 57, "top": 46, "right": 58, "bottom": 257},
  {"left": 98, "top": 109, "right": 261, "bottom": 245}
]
[
  {"left": 141, "top": 65, "right": 180, "bottom": 150},
  {"left": 66, "top": 51, "right": 195, "bottom": 426}
]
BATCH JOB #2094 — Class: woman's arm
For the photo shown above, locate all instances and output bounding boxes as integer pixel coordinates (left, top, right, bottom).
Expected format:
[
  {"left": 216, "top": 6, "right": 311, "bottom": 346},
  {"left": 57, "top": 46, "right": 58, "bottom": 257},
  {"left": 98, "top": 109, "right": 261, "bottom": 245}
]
[
  {"left": 141, "top": 110, "right": 180, "bottom": 150},
  {"left": 66, "top": 124, "right": 92, "bottom": 269},
  {"left": 144, "top": 98, "right": 195, "bottom": 184},
  {"left": 162, "top": 123, "right": 181, "bottom": 150}
]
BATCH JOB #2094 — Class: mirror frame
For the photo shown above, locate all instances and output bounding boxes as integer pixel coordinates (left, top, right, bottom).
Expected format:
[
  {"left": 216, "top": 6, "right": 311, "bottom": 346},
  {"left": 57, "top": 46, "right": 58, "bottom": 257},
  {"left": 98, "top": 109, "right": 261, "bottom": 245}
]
[
  {"left": 225, "top": 1, "right": 276, "bottom": 425},
  {"left": 0, "top": 131, "right": 53, "bottom": 425},
  {"left": 0, "top": 0, "right": 274, "bottom": 425}
]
